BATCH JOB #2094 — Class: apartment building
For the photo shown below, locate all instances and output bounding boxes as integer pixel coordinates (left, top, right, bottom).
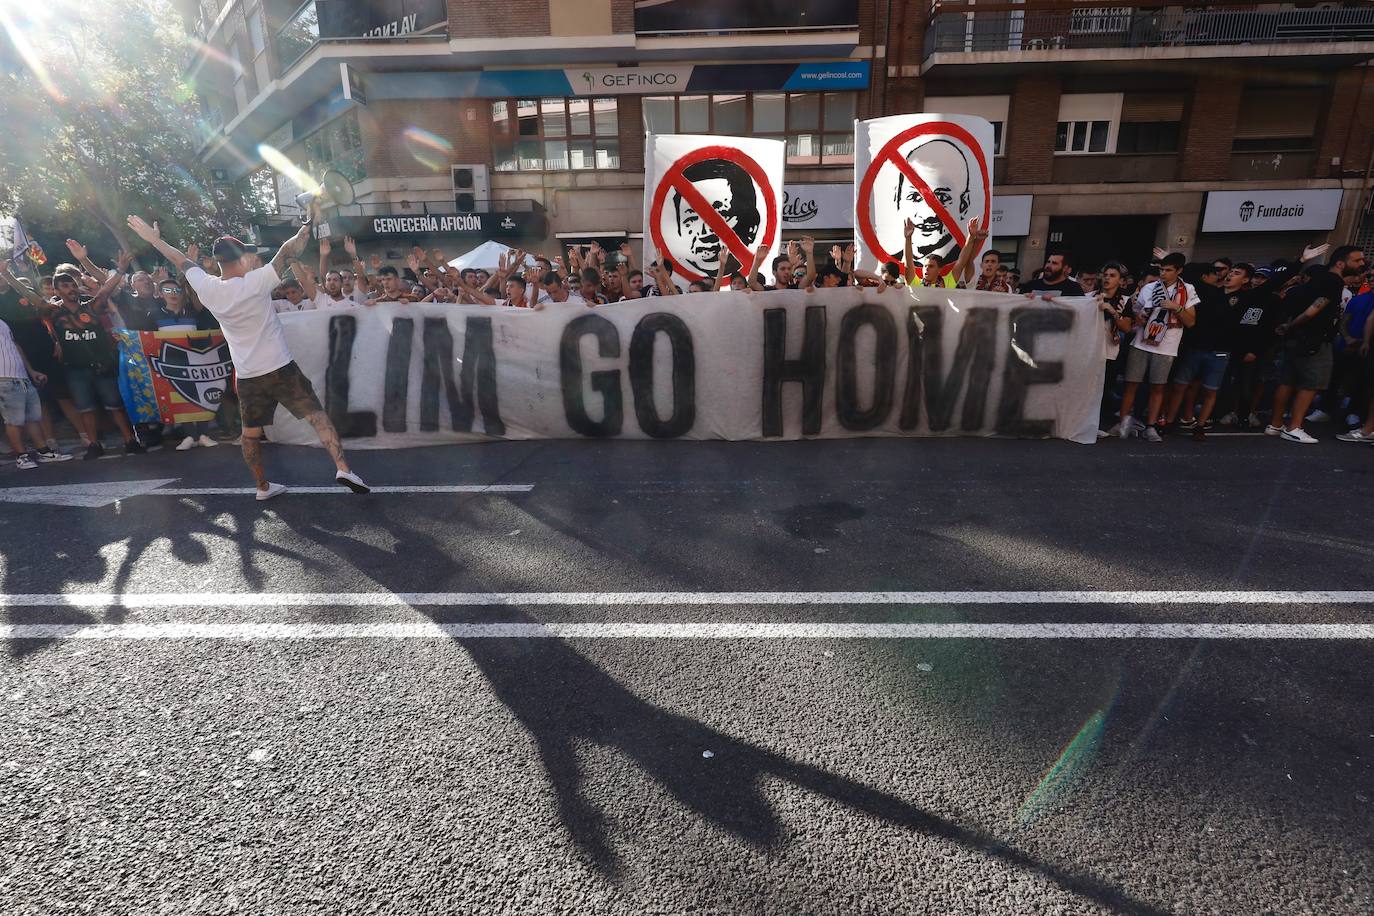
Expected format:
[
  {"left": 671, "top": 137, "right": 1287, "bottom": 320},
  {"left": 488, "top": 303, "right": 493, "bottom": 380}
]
[{"left": 181, "top": 1, "right": 1374, "bottom": 271}]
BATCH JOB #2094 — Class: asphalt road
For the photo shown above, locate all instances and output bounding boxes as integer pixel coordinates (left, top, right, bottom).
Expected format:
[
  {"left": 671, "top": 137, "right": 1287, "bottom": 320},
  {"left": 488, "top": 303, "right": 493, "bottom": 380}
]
[{"left": 1, "top": 432, "right": 1371, "bottom": 915}]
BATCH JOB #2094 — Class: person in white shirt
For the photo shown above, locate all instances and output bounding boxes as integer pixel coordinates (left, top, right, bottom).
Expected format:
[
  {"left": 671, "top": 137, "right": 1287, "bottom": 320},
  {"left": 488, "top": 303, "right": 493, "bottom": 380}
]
[
  {"left": 1115, "top": 252, "right": 1198, "bottom": 442},
  {"left": 126, "top": 214, "right": 369, "bottom": 500},
  {"left": 270, "top": 277, "right": 315, "bottom": 314}
]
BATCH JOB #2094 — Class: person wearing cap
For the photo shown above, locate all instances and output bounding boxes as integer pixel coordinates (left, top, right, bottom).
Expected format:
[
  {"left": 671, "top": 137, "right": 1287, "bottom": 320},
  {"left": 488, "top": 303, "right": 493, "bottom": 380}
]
[{"left": 125, "top": 215, "right": 370, "bottom": 499}]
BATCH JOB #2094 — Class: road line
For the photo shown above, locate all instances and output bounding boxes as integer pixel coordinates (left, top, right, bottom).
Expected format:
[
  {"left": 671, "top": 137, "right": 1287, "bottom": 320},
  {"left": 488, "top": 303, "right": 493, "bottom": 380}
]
[
  {"left": 3, "top": 590, "right": 1374, "bottom": 608},
  {"left": 152, "top": 484, "right": 535, "bottom": 495},
  {"left": 3, "top": 622, "right": 1372, "bottom": 640}
]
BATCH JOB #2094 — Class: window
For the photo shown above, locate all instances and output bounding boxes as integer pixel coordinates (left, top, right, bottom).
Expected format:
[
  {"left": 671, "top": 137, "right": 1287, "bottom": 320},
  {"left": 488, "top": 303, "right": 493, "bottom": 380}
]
[
  {"left": 1054, "top": 93, "right": 1121, "bottom": 155},
  {"left": 641, "top": 92, "right": 856, "bottom": 165},
  {"left": 1232, "top": 87, "right": 1319, "bottom": 154},
  {"left": 923, "top": 95, "right": 1009, "bottom": 156},
  {"left": 492, "top": 98, "right": 620, "bottom": 171},
  {"left": 1117, "top": 121, "right": 1179, "bottom": 154},
  {"left": 298, "top": 110, "right": 366, "bottom": 183},
  {"left": 1056, "top": 120, "right": 1110, "bottom": 153}
]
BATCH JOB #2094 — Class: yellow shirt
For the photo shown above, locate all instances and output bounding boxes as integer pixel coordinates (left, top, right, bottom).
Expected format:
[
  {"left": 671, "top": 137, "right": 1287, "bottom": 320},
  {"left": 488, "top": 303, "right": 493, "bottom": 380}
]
[{"left": 910, "top": 272, "right": 958, "bottom": 289}]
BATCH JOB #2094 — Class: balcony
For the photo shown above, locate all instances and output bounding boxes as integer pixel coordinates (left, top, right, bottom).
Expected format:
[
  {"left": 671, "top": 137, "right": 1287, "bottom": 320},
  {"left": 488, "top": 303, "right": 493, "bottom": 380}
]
[
  {"left": 923, "top": 3, "right": 1374, "bottom": 71},
  {"left": 275, "top": 0, "right": 449, "bottom": 72}
]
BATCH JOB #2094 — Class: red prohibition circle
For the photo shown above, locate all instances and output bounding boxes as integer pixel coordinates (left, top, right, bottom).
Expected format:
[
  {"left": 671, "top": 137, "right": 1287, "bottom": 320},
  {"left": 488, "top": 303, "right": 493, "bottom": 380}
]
[
  {"left": 648, "top": 144, "right": 780, "bottom": 284},
  {"left": 855, "top": 122, "right": 992, "bottom": 278}
]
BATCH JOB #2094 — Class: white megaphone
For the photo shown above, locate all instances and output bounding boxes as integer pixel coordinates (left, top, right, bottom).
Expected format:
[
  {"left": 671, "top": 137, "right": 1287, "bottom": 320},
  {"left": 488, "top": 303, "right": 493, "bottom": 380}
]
[{"left": 293, "top": 170, "right": 356, "bottom": 224}]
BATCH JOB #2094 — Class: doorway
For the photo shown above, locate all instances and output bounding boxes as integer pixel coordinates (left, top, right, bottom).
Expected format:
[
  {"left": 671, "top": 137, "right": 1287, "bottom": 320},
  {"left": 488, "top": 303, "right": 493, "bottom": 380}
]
[{"left": 1046, "top": 216, "right": 1159, "bottom": 273}]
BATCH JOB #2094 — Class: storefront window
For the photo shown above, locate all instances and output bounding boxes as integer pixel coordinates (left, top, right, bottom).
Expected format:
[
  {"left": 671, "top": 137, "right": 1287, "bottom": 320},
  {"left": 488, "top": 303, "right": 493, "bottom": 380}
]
[
  {"left": 641, "top": 92, "right": 858, "bottom": 165},
  {"left": 493, "top": 98, "right": 620, "bottom": 171}
]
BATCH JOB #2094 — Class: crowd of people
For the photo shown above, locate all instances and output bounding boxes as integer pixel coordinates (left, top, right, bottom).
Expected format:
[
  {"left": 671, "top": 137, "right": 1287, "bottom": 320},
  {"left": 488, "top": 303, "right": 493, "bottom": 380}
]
[{"left": 0, "top": 217, "right": 1370, "bottom": 474}]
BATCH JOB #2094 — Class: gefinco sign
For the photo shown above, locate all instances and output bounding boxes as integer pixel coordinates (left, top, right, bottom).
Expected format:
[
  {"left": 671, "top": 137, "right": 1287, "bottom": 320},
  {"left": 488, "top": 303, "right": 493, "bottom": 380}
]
[
  {"left": 567, "top": 67, "right": 693, "bottom": 96},
  {"left": 1202, "top": 189, "right": 1344, "bottom": 233}
]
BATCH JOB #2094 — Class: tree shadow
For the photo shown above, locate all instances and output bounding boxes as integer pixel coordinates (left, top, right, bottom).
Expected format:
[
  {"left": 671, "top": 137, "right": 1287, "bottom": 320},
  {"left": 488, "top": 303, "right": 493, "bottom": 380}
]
[
  {"left": 0, "top": 497, "right": 324, "bottom": 659},
  {"left": 265, "top": 502, "right": 1166, "bottom": 915}
]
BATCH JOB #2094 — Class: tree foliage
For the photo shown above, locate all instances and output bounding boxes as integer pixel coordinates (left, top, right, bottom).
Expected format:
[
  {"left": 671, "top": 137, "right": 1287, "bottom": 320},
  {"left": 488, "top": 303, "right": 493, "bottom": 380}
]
[{"left": 0, "top": 0, "right": 261, "bottom": 261}]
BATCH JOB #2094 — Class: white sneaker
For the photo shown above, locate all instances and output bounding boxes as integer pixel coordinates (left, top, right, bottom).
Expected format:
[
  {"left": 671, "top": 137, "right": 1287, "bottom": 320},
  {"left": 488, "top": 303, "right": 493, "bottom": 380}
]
[
  {"left": 1097, "top": 428, "right": 1109, "bottom": 439},
  {"left": 1218, "top": 412, "right": 1238, "bottom": 426},
  {"left": 1247, "top": 413, "right": 1263, "bottom": 428},
  {"left": 1336, "top": 429, "right": 1374, "bottom": 442},
  {"left": 1306, "top": 409, "right": 1330, "bottom": 422},
  {"left": 1141, "top": 427, "right": 1162, "bottom": 443},
  {"left": 175, "top": 436, "right": 196, "bottom": 451},
  {"left": 197, "top": 434, "right": 218, "bottom": 448},
  {"left": 1280, "top": 427, "right": 1318, "bottom": 444},
  {"left": 1264, "top": 424, "right": 1284, "bottom": 437},
  {"left": 335, "top": 470, "right": 370, "bottom": 493},
  {"left": 256, "top": 482, "right": 287, "bottom": 501}
]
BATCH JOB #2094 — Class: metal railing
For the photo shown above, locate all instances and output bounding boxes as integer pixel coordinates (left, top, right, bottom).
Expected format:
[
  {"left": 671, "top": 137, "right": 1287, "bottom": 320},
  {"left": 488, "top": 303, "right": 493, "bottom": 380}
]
[{"left": 925, "top": 5, "right": 1374, "bottom": 57}]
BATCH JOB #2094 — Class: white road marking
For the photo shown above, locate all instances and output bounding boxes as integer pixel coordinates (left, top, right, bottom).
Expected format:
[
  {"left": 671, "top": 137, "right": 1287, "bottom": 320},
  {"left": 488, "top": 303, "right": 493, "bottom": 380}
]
[
  {"left": 3, "top": 622, "right": 1372, "bottom": 640},
  {"left": 152, "top": 485, "right": 534, "bottom": 495},
  {"left": 0, "top": 479, "right": 533, "bottom": 508},
  {"left": 3, "top": 590, "right": 1373, "bottom": 608}
]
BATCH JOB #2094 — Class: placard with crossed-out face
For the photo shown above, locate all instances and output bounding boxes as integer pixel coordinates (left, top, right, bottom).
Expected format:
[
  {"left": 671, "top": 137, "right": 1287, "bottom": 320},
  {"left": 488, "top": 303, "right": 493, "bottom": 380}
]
[
  {"left": 643, "top": 133, "right": 783, "bottom": 285},
  {"left": 853, "top": 114, "right": 995, "bottom": 278}
]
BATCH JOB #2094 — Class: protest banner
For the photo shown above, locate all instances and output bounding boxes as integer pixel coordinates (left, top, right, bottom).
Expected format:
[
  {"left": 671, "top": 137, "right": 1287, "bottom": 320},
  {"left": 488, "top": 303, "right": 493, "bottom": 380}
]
[
  {"left": 117, "top": 329, "right": 234, "bottom": 426},
  {"left": 853, "top": 114, "right": 995, "bottom": 278},
  {"left": 643, "top": 133, "right": 784, "bottom": 283},
  {"left": 243, "top": 290, "right": 1103, "bottom": 448}
]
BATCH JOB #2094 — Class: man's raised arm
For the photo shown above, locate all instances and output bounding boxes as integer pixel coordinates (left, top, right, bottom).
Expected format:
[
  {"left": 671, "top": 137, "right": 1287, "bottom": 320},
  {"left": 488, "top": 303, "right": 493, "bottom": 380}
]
[
  {"left": 126, "top": 216, "right": 194, "bottom": 274},
  {"left": 270, "top": 222, "right": 313, "bottom": 278}
]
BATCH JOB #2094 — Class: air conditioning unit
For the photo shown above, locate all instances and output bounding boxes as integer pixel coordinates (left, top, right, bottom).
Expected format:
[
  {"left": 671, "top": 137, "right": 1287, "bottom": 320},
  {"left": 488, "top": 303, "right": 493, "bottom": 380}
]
[{"left": 451, "top": 164, "right": 490, "bottom": 213}]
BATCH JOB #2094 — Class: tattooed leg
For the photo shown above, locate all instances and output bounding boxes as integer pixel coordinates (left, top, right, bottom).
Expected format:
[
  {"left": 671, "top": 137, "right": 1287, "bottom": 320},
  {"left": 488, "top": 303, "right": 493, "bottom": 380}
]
[
  {"left": 304, "top": 411, "right": 349, "bottom": 472},
  {"left": 240, "top": 428, "right": 269, "bottom": 489}
]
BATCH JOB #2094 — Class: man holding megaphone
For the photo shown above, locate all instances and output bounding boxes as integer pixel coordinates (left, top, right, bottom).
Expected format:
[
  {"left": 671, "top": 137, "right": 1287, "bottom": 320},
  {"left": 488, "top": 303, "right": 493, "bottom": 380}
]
[{"left": 126, "top": 209, "right": 370, "bottom": 501}]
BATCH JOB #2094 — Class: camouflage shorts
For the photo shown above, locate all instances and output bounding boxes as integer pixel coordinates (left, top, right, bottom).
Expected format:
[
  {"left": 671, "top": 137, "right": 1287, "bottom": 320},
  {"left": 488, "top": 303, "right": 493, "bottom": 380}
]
[{"left": 237, "top": 361, "right": 322, "bottom": 428}]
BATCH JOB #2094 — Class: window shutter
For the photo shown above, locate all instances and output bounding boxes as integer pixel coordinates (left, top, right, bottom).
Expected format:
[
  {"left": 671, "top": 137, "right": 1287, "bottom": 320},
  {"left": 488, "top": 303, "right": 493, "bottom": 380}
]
[
  {"left": 1121, "top": 93, "right": 1185, "bottom": 123},
  {"left": 1233, "top": 89, "right": 1322, "bottom": 139}
]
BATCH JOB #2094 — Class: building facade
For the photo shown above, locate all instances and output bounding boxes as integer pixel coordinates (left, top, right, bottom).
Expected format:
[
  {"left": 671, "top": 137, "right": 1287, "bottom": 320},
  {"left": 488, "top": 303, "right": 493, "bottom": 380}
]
[{"left": 182, "top": 0, "right": 1374, "bottom": 271}]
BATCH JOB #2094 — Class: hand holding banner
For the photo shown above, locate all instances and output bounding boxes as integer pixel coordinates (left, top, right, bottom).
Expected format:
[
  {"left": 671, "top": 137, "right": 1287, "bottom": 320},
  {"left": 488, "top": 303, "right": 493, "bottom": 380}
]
[{"left": 853, "top": 114, "right": 995, "bottom": 278}]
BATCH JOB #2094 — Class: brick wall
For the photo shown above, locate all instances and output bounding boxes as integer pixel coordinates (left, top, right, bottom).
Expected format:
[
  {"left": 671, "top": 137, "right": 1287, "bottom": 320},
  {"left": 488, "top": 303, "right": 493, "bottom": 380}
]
[
  {"left": 448, "top": 0, "right": 548, "bottom": 36},
  {"left": 1317, "top": 69, "right": 1374, "bottom": 179},
  {"left": 1179, "top": 76, "right": 1242, "bottom": 182},
  {"left": 1004, "top": 75, "right": 1060, "bottom": 184},
  {"left": 617, "top": 95, "right": 644, "bottom": 172},
  {"left": 611, "top": 0, "right": 634, "bottom": 33},
  {"left": 359, "top": 99, "right": 492, "bottom": 179}
]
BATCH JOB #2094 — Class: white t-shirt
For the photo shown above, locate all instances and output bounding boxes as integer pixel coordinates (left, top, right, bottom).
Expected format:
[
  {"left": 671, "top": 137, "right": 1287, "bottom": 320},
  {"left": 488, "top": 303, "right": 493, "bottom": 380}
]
[
  {"left": 1132, "top": 279, "right": 1199, "bottom": 359},
  {"left": 186, "top": 265, "right": 293, "bottom": 379},
  {"left": 314, "top": 291, "right": 354, "bottom": 309},
  {"left": 272, "top": 297, "right": 316, "bottom": 314}
]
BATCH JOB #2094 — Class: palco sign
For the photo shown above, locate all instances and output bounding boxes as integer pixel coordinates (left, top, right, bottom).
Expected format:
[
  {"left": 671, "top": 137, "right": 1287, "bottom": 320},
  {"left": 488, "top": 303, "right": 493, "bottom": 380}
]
[
  {"left": 853, "top": 114, "right": 996, "bottom": 278},
  {"left": 258, "top": 291, "right": 1104, "bottom": 449},
  {"left": 643, "top": 133, "right": 784, "bottom": 283}
]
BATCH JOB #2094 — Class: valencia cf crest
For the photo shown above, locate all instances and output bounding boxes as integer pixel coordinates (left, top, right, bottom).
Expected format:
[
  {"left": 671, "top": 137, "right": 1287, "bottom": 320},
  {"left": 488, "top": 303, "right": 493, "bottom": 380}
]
[{"left": 146, "top": 338, "right": 234, "bottom": 411}]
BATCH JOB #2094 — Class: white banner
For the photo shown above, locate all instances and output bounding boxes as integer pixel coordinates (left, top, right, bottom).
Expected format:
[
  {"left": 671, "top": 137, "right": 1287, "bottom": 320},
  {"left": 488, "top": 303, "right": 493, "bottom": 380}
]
[
  {"left": 642, "top": 133, "right": 785, "bottom": 284},
  {"left": 265, "top": 290, "right": 1103, "bottom": 448},
  {"left": 853, "top": 114, "right": 996, "bottom": 277}
]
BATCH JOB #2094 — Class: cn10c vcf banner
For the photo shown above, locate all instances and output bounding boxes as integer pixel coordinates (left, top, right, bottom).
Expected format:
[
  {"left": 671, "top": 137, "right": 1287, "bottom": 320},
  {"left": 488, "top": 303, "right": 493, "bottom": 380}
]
[
  {"left": 853, "top": 114, "right": 996, "bottom": 281},
  {"left": 264, "top": 290, "right": 1104, "bottom": 449}
]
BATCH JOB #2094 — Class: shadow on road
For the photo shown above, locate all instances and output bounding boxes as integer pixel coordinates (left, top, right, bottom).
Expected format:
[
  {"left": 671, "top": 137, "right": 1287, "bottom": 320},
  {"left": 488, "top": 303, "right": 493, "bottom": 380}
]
[{"left": 257, "top": 500, "right": 1166, "bottom": 915}]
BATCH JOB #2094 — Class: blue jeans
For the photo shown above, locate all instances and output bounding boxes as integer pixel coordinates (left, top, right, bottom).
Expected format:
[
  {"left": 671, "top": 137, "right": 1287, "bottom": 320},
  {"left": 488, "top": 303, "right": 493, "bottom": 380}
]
[{"left": 66, "top": 366, "right": 124, "bottom": 413}]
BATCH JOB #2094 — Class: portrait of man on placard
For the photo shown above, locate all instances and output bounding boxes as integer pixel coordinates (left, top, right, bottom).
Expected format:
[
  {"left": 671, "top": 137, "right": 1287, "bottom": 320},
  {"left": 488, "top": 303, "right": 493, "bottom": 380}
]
[
  {"left": 668, "top": 158, "right": 762, "bottom": 278},
  {"left": 889, "top": 137, "right": 974, "bottom": 265}
]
